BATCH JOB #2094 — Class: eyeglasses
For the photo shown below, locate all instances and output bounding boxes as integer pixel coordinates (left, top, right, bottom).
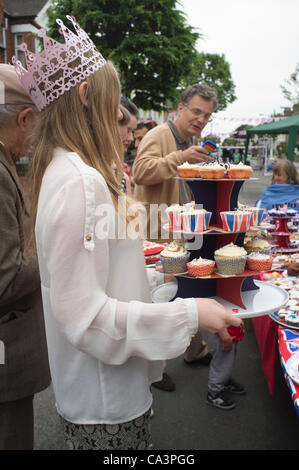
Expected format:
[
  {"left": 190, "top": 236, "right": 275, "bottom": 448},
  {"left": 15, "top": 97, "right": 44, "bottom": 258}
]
[{"left": 184, "top": 105, "right": 213, "bottom": 122}]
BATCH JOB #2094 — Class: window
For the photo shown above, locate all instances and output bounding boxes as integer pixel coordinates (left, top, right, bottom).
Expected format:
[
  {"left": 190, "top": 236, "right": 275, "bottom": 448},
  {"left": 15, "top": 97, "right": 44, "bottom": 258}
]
[{"left": 14, "top": 33, "right": 25, "bottom": 66}]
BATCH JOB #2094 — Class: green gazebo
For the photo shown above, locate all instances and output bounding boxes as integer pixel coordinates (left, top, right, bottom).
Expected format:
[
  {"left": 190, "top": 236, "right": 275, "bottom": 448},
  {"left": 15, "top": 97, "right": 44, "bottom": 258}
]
[{"left": 245, "top": 114, "right": 299, "bottom": 161}]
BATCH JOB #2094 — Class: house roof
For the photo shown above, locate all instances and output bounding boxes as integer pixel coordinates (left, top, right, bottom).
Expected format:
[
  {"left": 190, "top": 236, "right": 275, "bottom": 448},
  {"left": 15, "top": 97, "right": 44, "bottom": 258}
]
[{"left": 5, "top": 0, "right": 49, "bottom": 18}]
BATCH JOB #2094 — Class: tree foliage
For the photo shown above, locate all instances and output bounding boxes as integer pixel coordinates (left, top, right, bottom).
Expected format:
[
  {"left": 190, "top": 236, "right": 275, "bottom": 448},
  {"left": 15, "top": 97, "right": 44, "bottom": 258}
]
[
  {"left": 47, "top": 0, "right": 199, "bottom": 110},
  {"left": 46, "top": 0, "right": 236, "bottom": 112},
  {"left": 281, "top": 62, "right": 299, "bottom": 107},
  {"left": 180, "top": 52, "right": 236, "bottom": 111}
]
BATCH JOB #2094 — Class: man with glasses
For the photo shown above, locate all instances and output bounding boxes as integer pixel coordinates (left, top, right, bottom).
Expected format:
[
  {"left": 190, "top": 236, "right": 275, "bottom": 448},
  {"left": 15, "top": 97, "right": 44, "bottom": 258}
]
[
  {"left": 133, "top": 83, "right": 218, "bottom": 391},
  {"left": 133, "top": 83, "right": 217, "bottom": 211}
]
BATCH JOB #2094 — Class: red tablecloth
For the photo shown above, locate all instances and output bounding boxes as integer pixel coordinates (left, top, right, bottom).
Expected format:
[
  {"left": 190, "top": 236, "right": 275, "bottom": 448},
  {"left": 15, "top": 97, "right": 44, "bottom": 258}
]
[{"left": 252, "top": 315, "right": 277, "bottom": 395}]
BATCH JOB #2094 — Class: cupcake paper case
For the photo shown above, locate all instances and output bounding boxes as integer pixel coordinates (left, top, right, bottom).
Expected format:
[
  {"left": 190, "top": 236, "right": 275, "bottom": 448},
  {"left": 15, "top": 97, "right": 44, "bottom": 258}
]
[
  {"left": 160, "top": 242, "right": 190, "bottom": 274},
  {"left": 198, "top": 163, "right": 225, "bottom": 179},
  {"left": 214, "top": 243, "right": 247, "bottom": 275},
  {"left": 177, "top": 162, "right": 201, "bottom": 178},
  {"left": 214, "top": 255, "right": 247, "bottom": 275},
  {"left": 220, "top": 211, "right": 252, "bottom": 232},
  {"left": 247, "top": 253, "right": 273, "bottom": 271},
  {"left": 187, "top": 258, "right": 215, "bottom": 277},
  {"left": 227, "top": 163, "right": 253, "bottom": 179},
  {"left": 181, "top": 210, "right": 212, "bottom": 233},
  {"left": 247, "top": 207, "right": 266, "bottom": 226},
  {"left": 166, "top": 204, "right": 183, "bottom": 231}
]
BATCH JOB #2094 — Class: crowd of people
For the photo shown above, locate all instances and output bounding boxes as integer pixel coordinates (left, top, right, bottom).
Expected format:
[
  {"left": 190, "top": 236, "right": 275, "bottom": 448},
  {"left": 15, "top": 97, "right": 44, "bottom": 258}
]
[{"left": 0, "top": 16, "right": 298, "bottom": 451}]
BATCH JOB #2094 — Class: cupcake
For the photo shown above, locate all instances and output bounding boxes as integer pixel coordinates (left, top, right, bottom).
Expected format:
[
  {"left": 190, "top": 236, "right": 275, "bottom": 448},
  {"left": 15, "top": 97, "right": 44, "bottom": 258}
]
[
  {"left": 285, "top": 313, "right": 299, "bottom": 327},
  {"left": 214, "top": 242, "right": 247, "bottom": 275},
  {"left": 165, "top": 204, "right": 183, "bottom": 231},
  {"left": 246, "top": 252, "right": 273, "bottom": 271},
  {"left": 220, "top": 210, "right": 252, "bottom": 232},
  {"left": 160, "top": 242, "right": 190, "bottom": 274},
  {"left": 181, "top": 208, "right": 212, "bottom": 233},
  {"left": 268, "top": 208, "right": 279, "bottom": 217},
  {"left": 177, "top": 162, "right": 201, "bottom": 178},
  {"left": 187, "top": 258, "right": 215, "bottom": 277},
  {"left": 227, "top": 162, "right": 253, "bottom": 179},
  {"left": 287, "top": 208, "right": 297, "bottom": 217},
  {"left": 244, "top": 237, "right": 271, "bottom": 255},
  {"left": 243, "top": 207, "right": 265, "bottom": 226},
  {"left": 143, "top": 241, "right": 166, "bottom": 265},
  {"left": 198, "top": 162, "right": 225, "bottom": 179},
  {"left": 276, "top": 210, "right": 286, "bottom": 217}
]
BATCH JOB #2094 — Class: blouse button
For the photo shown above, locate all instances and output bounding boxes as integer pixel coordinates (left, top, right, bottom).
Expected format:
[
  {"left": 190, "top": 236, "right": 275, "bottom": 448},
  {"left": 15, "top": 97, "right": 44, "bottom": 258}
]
[{"left": 86, "top": 234, "right": 92, "bottom": 241}]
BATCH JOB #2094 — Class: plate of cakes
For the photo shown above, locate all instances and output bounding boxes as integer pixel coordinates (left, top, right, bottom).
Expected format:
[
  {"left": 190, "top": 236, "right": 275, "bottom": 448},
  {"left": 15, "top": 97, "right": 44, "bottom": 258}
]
[
  {"left": 176, "top": 161, "right": 252, "bottom": 180},
  {"left": 266, "top": 274, "right": 299, "bottom": 329}
]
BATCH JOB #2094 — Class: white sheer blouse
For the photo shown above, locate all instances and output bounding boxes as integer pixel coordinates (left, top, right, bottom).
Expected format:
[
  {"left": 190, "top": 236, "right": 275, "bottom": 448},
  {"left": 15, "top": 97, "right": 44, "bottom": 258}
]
[{"left": 35, "top": 148, "right": 198, "bottom": 424}]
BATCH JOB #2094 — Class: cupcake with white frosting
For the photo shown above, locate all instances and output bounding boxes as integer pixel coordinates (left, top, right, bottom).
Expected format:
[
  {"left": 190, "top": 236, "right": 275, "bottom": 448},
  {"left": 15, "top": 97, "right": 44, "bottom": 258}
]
[
  {"left": 160, "top": 242, "right": 190, "bottom": 274},
  {"left": 214, "top": 242, "right": 247, "bottom": 275},
  {"left": 227, "top": 162, "right": 252, "bottom": 179},
  {"left": 244, "top": 237, "right": 271, "bottom": 255},
  {"left": 246, "top": 252, "right": 273, "bottom": 271},
  {"left": 177, "top": 162, "right": 201, "bottom": 178},
  {"left": 165, "top": 204, "right": 184, "bottom": 231},
  {"left": 198, "top": 162, "right": 225, "bottom": 179},
  {"left": 187, "top": 257, "right": 215, "bottom": 277}
]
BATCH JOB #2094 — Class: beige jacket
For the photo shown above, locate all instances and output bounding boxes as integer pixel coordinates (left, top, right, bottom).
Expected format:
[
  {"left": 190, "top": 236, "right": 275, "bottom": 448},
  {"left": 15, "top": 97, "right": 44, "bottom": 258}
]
[{"left": 133, "top": 122, "right": 185, "bottom": 207}]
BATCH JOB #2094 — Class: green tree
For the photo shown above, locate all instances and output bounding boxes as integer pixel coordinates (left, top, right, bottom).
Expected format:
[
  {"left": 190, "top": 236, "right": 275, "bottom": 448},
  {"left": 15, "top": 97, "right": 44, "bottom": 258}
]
[
  {"left": 46, "top": 0, "right": 200, "bottom": 111},
  {"left": 180, "top": 52, "right": 236, "bottom": 111},
  {"left": 281, "top": 62, "right": 299, "bottom": 108}
]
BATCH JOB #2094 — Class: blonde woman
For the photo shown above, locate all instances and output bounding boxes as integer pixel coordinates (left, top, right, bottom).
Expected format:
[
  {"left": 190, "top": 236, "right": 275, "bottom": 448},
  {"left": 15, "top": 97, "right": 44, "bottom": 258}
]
[{"left": 14, "top": 17, "right": 240, "bottom": 450}]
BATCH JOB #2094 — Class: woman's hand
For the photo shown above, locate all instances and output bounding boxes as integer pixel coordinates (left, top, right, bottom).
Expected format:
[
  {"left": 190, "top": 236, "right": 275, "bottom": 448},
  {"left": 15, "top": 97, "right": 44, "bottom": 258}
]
[{"left": 195, "top": 298, "right": 241, "bottom": 334}]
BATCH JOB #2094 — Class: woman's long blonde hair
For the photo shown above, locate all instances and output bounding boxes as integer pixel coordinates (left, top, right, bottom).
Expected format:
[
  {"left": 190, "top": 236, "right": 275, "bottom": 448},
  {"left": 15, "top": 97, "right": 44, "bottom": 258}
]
[{"left": 25, "top": 61, "right": 127, "bottom": 252}]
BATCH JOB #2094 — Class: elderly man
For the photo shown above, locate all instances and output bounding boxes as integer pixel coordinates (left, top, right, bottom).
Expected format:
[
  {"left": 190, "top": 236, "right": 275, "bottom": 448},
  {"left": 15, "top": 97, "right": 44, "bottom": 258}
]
[
  {"left": 133, "top": 83, "right": 218, "bottom": 391},
  {"left": 0, "top": 64, "right": 50, "bottom": 450}
]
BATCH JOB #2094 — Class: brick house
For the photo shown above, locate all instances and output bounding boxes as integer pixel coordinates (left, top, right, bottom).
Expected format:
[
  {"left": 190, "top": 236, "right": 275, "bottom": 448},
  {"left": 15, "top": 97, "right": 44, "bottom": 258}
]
[{"left": 1, "top": 0, "right": 49, "bottom": 65}]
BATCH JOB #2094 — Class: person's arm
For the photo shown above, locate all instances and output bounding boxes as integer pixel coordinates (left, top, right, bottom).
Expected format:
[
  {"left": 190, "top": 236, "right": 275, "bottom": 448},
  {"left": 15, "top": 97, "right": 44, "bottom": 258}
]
[
  {"left": 0, "top": 170, "right": 40, "bottom": 307},
  {"left": 40, "top": 173, "right": 240, "bottom": 365},
  {"left": 133, "top": 130, "right": 210, "bottom": 186}
]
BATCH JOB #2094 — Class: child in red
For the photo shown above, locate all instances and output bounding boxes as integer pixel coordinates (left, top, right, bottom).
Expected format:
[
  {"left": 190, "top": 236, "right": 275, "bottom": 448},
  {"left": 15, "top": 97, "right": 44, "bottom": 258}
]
[{"left": 207, "top": 322, "right": 245, "bottom": 410}]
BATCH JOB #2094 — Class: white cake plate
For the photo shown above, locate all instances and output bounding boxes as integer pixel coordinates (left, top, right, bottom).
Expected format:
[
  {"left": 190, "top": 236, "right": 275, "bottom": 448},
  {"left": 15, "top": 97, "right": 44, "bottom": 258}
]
[{"left": 151, "top": 280, "right": 289, "bottom": 320}]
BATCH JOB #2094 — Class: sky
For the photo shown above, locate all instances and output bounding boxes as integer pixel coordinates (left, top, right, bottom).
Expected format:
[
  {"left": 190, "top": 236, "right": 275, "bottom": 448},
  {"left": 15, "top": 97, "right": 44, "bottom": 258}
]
[{"left": 179, "top": 0, "right": 299, "bottom": 137}]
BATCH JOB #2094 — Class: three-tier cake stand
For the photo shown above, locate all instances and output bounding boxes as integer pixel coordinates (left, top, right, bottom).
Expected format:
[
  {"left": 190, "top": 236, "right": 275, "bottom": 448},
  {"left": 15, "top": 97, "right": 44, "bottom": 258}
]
[{"left": 153, "top": 177, "right": 288, "bottom": 319}]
